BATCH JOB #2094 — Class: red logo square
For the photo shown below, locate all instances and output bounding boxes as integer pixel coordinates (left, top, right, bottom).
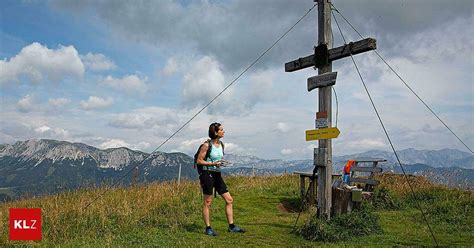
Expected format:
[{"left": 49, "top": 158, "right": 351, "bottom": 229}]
[{"left": 9, "top": 208, "right": 42, "bottom": 241}]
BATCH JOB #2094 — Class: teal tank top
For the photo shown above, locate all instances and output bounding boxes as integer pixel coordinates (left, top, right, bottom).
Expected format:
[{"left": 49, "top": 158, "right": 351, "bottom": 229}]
[{"left": 206, "top": 143, "right": 223, "bottom": 171}]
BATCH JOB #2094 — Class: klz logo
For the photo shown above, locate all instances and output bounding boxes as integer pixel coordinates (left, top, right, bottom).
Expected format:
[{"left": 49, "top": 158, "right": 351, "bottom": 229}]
[{"left": 9, "top": 208, "right": 42, "bottom": 240}]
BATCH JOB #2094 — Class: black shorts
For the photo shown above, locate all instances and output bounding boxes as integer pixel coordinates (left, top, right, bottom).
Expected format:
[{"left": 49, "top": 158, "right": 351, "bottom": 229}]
[{"left": 199, "top": 171, "right": 228, "bottom": 195}]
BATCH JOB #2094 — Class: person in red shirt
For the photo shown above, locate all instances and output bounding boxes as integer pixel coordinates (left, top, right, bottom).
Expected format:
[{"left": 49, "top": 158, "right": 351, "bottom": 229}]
[{"left": 343, "top": 160, "right": 355, "bottom": 184}]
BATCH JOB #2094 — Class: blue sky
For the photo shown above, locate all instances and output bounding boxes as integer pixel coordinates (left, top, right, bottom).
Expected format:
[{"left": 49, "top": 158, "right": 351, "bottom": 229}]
[{"left": 1, "top": 0, "right": 473, "bottom": 159}]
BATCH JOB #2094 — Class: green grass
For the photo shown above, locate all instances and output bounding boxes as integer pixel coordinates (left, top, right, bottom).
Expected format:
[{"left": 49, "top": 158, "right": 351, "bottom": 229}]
[
  {"left": 296, "top": 206, "right": 383, "bottom": 242},
  {"left": 0, "top": 174, "right": 472, "bottom": 247}
]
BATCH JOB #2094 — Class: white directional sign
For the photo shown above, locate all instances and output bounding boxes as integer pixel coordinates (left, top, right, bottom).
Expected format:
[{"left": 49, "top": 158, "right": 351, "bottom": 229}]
[
  {"left": 307, "top": 72, "right": 337, "bottom": 92},
  {"left": 316, "top": 118, "right": 328, "bottom": 128}
]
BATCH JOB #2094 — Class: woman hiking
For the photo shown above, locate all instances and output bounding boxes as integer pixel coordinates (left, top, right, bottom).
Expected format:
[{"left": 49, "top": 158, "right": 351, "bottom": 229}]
[{"left": 196, "top": 122, "right": 245, "bottom": 236}]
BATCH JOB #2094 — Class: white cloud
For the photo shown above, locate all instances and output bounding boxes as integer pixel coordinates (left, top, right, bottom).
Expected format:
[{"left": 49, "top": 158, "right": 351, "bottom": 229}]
[
  {"left": 180, "top": 61, "right": 285, "bottom": 115},
  {"left": 180, "top": 56, "right": 271, "bottom": 115},
  {"left": 0, "top": 2, "right": 471, "bottom": 162},
  {"left": 280, "top": 148, "right": 294, "bottom": 156},
  {"left": 176, "top": 137, "right": 208, "bottom": 155},
  {"left": 161, "top": 57, "right": 179, "bottom": 76},
  {"left": 52, "top": 1, "right": 472, "bottom": 72},
  {"left": 17, "top": 95, "right": 34, "bottom": 112},
  {"left": 182, "top": 56, "right": 229, "bottom": 109},
  {"left": 81, "top": 52, "right": 116, "bottom": 71},
  {"left": 108, "top": 113, "right": 154, "bottom": 129},
  {"left": 345, "top": 139, "right": 386, "bottom": 150},
  {"left": 47, "top": 1, "right": 334, "bottom": 71},
  {"left": 80, "top": 96, "right": 113, "bottom": 110},
  {"left": 102, "top": 74, "right": 147, "bottom": 94},
  {"left": 130, "top": 141, "right": 151, "bottom": 151},
  {"left": 108, "top": 106, "right": 180, "bottom": 130},
  {"left": 277, "top": 122, "right": 290, "bottom": 133},
  {"left": 244, "top": 70, "right": 275, "bottom": 108},
  {"left": 0, "top": 42, "right": 84, "bottom": 84},
  {"left": 97, "top": 139, "right": 149, "bottom": 151},
  {"left": 223, "top": 142, "right": 245, "bottom": 154},
  {"left": 35, "top": 126, "right": 51, "bottom": 133},
  {"left": 34, "top": 125, "right": 70, "bottom": 140},
  {"left": 99, "top": 138, "right": 129, "bottom": 149},
  {"left": 48, "top": 98, "right": 70, "bottom": 107}
]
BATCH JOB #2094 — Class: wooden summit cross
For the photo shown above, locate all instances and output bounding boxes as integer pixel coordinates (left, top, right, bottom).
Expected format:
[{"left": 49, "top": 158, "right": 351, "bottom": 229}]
[{"left": 284, "top": 0, "right": 376, "bottom": 220}]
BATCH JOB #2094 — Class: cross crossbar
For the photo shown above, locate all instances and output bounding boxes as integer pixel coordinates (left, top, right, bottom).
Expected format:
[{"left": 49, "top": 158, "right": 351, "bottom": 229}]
[{"left": 285, "top": 38, "right": 376, "bottom": 72}]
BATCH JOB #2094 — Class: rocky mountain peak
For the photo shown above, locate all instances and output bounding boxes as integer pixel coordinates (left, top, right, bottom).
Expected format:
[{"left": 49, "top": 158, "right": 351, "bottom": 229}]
[
  {"left": 0, "top": 139, "right": 148, "bottom": 170},
  {"left": 100, "top": 147, "right": 146, "bottom": 169}
]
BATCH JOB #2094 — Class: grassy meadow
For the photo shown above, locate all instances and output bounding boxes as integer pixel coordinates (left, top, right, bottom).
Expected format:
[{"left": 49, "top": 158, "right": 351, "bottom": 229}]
[{"left": 0, "top": 174, "right": 472, "bottom": 247}]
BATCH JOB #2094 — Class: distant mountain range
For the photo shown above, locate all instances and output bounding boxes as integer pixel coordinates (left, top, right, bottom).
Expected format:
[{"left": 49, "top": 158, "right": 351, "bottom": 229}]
[
  {"left": 334, "top": 148, "right": 473, "bottom": 169},
  {"left": 0, "top": 139, "right": 472, "bottom": 201},
  {"left": 0, "top": 139, "right": 197, "bottom": 201},
  {"left": 224, "top": 148, "right": 473, "bottom": 170},
  {"left": 223, "top": 149, "right": 473, "bottom": 188}
]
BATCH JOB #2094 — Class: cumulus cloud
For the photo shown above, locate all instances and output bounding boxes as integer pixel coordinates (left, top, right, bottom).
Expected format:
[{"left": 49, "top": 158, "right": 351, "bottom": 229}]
[
  {"left": 0, "top": 42, "right": 84, "bottom": 84},
  {"left": 108, "top": 113, "right": 154, "bottom": 129},
  {"left": 161, "top": 57, "right": 179, "bottom": 76},
  {"left": 34, "top": 125, "right": 70, "bottom": 140},
  {"left": 52, "top": 1, "right": 472, "bottom": 72},
  {"left": 280, "top": 148, "right": 294, "bottom": 156},
  {"left": 181, "top": 57, "right": 283, "bottom": 114},
  {"left": 223, "top": 142, "right": 245, "bottom": 154},
  {"left": 345, "top": 139, "right": 386, "bottom": 150},
  {"left": 99, "top": 138, "right": 129, "bottom": 149},
  {"left": 182, "top": 56, "right": 231, "bottom": 109},
  {"left": 48, "top": 97, "right": 70, "bottom": 107},
  {"left": 108, "top": 106, "right": 180, "bottom": 130},
  {"left": 2, "top": 1, "right": 471, "bottom": 160},
  {"left": 80, "top": 96, "right": 113, "bottom": 110},
  {"left": 35, "top": 126, "right": 51, "bottom": 133},
  {"left": 329, "top": 15, "right": 473, "bottom": 136},
  {"left": 276, "top": 122, "right": 290, "bottom": 133},
  {"left": 17, "top": 95, "right": 34, "bottom": 112},
  {"left": 332, "top": 0, "right": 473, "bottom": 53},
  {"left": 102, "top": 74, "right": 147, "bottom": 94},
  {"left": 81, "top": 52, "right": 116, "bottom": 71},
  {"left": 176, "top": 137, "right": 208, "bottom": 155},
  {"left": 97, "top": 138, "right": 150, "bottom": 151},
  {"left": 237, "top": 69, "right": 277, "bottom": 110},
  {"left": 51, "top": 0, "right": 315, "bottom": 71},
  {"left": 131, "top": 141, "right": 151, "bottom": 151}
]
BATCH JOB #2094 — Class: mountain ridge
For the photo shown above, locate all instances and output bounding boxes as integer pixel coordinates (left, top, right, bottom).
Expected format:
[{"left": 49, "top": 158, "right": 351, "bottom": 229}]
[
  {"left": 0, "top": 139, "right": 472, "bottom": 199},
  {"left": 0, "top": 139, "right": 196, "bottom": 199}
]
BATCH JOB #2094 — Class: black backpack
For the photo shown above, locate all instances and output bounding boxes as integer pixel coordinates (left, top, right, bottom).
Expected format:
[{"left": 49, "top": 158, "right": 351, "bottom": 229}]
[{"left": 193, "top": 140, "right": 225, "bottom": 173}]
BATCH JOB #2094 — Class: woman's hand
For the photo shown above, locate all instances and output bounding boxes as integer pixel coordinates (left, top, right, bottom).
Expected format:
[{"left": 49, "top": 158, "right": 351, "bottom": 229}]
[{"left": 213, "top": 161, "right": 223, "bottom": 167}]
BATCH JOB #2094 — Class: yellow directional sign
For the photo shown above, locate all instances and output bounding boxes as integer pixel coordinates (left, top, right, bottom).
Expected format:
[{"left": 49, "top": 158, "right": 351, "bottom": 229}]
[{"left": 306, "top": 127, "right": 340, "bottom": 141}]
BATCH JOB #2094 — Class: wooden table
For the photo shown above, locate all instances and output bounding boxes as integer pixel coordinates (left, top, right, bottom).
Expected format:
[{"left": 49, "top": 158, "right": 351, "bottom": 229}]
[{"left": 293, "top": 171, "right": 341, "bottom": 205}]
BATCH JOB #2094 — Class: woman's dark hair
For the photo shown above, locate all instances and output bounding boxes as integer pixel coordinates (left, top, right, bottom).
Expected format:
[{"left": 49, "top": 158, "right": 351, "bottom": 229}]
[{"left": 208, "top": 122, "right": 221, "bottom": 139}]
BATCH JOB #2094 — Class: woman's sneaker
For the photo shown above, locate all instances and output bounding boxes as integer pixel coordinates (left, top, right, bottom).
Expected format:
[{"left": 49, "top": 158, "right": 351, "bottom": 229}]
[
  {"left": 228, "top": 225, "right": 245, "bottom": 233},
  {"left": 205, "top": 227, "right": 218, "bottom": 236}
]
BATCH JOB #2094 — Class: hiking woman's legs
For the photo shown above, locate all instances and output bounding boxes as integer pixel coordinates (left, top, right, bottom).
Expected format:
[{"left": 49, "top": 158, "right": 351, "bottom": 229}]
[
  {"left": 221, "top": 192, "right": 234, "bottom": 224},
  {"left": 203, "top": 194, "right": 213, "bottom": 226}
]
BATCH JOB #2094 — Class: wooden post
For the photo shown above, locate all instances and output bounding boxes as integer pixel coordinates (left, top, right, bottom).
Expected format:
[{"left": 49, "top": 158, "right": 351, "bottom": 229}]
[
  {"left": 284, "top": 0, "right": 376, "bottom": 219},
  {"left": 309, "top": 179, "right": 315, "bottom": 205},
  {"left": 300, "top": 175, "right": 305, "bottom": 199},
  {"left": 132, "top": 167, "right": 139, "bottom": 186},
  {"left": 177, "top": 164, "right": 181, "bottom": 185},
  {"left": 316, "top": 0, "right": 333, "bottom": 220}
]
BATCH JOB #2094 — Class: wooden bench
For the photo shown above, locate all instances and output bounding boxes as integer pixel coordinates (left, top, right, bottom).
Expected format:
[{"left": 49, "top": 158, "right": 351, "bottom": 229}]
[
  {"left": 332, "top": 159, "right": 387, "bottom": 215},
  {"left": 349, "top": 159, "right": 386, "bottom": 192},
  {"left": 294, "top": 171, "right": 341, "bottom": 205}
]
